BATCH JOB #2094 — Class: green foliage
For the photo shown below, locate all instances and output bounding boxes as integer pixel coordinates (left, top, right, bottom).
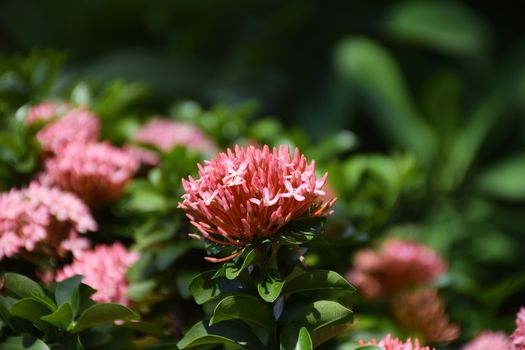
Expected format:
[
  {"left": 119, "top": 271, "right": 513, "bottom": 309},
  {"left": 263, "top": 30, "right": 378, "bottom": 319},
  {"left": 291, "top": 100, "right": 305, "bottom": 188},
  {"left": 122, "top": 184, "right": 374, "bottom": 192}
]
[{"left": 0, "top": 274, "right": 138, "bottom": 349}]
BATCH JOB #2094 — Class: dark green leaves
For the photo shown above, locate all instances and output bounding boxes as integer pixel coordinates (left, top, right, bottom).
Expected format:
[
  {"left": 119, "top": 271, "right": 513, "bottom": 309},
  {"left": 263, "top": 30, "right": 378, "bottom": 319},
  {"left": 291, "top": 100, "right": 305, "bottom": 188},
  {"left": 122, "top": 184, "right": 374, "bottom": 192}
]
[
  {"left": 177, "top": 320, "right": 265, "bottom": 350},
  {"left": 280, "top": 301, "right": 353, "bottom": 347},
  {"left": 335, "top": 37, "right": 437, "bottom": 163},
  {"left": 279, "top": 217, "right": 325, "bottom": 244},
  {"left": 189, "top": 271, "right": 254, "bottom": 305},
  {"left": 210, "top": 295, "right": 274, "bottom": 329},
  {"left": 0, "top": 336, "right": 50, "bottom": 350},
  {"left": 283, "top": 270, "right": 356, "bottom": 296},
  {"left": 256, "top": 268, "right": 284, "bottom": 303},
  {"left": 387, "top": 1, "right": 487, "bottom": 56},
  {"left": 72, "top": 303, "right": 139, "bottom": 333},
  {"left": 40, "top": 303, "right": 73, "bottom": 330},
  {"left": 54, "top": 275, "right": 82, "bottom": 316},
  {"left": 280, "top": 325, "right": 312, "bottom": 350}
]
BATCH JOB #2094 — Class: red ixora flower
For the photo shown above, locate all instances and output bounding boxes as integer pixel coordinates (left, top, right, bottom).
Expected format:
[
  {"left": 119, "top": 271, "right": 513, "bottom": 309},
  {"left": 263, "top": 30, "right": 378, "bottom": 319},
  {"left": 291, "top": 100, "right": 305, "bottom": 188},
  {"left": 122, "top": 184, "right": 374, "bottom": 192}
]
[
  {"left": 360, "top": 334, "right": 433, "bottom": 350},
  {"left": 178, "top": 145, "right": 335, "bottom": 261}
]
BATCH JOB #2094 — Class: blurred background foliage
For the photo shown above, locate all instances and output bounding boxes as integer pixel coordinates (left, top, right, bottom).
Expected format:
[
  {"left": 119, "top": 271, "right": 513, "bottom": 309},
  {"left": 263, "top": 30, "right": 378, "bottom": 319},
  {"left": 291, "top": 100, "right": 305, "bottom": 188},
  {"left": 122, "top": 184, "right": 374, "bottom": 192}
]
[{"left": 1, "top": 0, "right": 525, "bottom": 348}]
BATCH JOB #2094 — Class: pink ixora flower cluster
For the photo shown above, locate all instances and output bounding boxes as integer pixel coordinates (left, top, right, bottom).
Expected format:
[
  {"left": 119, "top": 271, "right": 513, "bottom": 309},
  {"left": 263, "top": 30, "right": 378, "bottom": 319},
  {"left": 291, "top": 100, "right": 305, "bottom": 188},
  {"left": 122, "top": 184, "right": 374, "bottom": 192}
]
[
  {"left": 55, "top": 243, "right": 139, "bottom": 305},
  {"left": 360, "top": 334, "right": 433, "bottom": 350},
  {"left": 462, "top": 331, "right": 510, "bottom": 350},
  {"left": 178, "top": 145, "right": 335, "bottom": 261},
  {"left": 133, "top": 118, "right": 217, "bottom": 155},
  {"left": 25, "top": 101, "right": 70, "bottom": 125},
  {"left": 45, "top": 142, "right": 138, "bottom": 206},
  {"left": 511, "top": 307, "right": 525, "bottom": 350},
  {"left": 0, "top": 182, "right": 97, "bottom": 260},
  {"left": 26, "top": 102, "right": 100, "bottom": 154},
  {"left": 392, "top": 288, "right": 460, "bottom": 343},
  {"left": 26, "top": 101, "right": 138, "bottom": 206},
  {"left": 347, "top": 238, "right": 447, "bottom": 299}
]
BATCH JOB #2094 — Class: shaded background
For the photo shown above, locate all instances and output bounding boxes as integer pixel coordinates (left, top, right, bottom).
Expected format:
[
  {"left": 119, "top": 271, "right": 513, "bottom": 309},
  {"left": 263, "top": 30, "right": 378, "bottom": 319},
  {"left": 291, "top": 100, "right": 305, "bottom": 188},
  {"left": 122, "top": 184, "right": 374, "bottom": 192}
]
[{"left": 1, "top": 0, "right": 524, "bottom": 142}]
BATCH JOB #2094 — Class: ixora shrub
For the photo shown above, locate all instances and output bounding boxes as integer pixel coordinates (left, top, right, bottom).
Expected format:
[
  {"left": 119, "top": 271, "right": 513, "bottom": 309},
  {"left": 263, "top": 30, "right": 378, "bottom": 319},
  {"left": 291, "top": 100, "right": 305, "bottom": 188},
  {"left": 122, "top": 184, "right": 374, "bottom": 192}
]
[{"left": 176, "top": 145, "right": 354, "bottom": 350}]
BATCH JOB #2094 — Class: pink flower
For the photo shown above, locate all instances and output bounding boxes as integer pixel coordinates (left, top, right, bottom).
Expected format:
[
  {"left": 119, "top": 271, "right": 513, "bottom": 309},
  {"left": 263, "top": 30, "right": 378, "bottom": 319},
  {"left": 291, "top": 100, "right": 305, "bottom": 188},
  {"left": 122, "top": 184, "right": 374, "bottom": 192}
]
[
  {"left": 511, "top": 307, "right": 525, "bottom": 350},
  {"left": 392, "top": 288, "right": 460, "bottom": 344},
  {"left": 134, "top": 118, "right": 217, "bottom": 154},
  {"left": 45, "top": 142, "right": 139, "bottom": 206},
  {"left": 347, "top": 239, "right": 447, "bottom": 299},
  {"left": 360, "top": 334, "right": 433, "bottom": 350},
  {"left": 463, "top": 331, "right": 510, "bottom": 350},
  {"left": 25, "top": 102, "right": 70, "bottom": 125},
  {"left": 124, "top": 145, "right": 160, "bottom": 167},
  {"left": 0, "top": 182, "right": 97, "bottom": 260},
  {"left": 36, "top": 108, "right": 101, "bottom": 153},
  {"left": 55, "top": 243, "right": 138, "bottom": 305},
  {"left": 178, "top": 145, "right": 335, "bottom": 261}
]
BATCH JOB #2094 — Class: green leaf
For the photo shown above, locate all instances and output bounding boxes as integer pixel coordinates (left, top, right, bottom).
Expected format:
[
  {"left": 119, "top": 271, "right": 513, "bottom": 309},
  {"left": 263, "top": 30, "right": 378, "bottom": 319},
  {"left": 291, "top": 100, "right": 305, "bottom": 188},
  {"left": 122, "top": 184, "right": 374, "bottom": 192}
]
[
  {"left": 257, "top": 268, "right": 284, "bottom": 303},
  {"left": 72, "top": 303, "right": 139, "bottom": 333},
  {"left": 54, "top": 275, "right": 82, "bottom": 317},
  {"left": 40, "top": 302, "right": 73, "bottom": 330},
  {"left": 225, "top": 249, "right": 255, "bottom": 280},
  {"left": 0, "top": 336, "right": 50, "bottom": 350},
  {"left": 10, "top": 299, "right": 54, "bottom": 335},
  {"left": 3, "top": 274, "right": 54, "bottom": 310},
  {"left": 354, "top": 346, "right": 383, "bottom": 350},
  {"left": 387, "top": 1, "right": 487, "bottom": 56},
  {"left": 335, "top": 37, "right": 437, "bottom": 163},
  {"left": 177, "top": 320, "right": 265, "bottom": 350},
  {"left": 279, "top": 217, "right": 326, "bottom": 244},
  {"left": 0, "top": 296, "right": 15, "bottom": 330},
  {"left": 210, "top": 295, "right": 274, "bottom": 329},
  {"left": 280, "top": 325, "right": 313, "bottom": 350},
  {"left": 477, "top": 154, "right": 525, "bottom": 200},
  {"left": 280, "top": 300, "right": 353, "bottom": 335},
  {"left": 283, "top": 270, "right": 355, "bottom": 296},
  {"left": 189, "top": 271, "right": 254, "bottom": 305}
]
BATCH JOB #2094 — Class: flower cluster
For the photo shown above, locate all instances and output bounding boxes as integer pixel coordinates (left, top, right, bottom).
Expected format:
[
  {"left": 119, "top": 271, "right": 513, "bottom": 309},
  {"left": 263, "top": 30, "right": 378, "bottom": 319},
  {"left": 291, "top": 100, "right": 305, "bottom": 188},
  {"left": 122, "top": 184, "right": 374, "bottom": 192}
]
[
  {"left": 134, "top": 118, "right": 217, "bottom": 154},
  {"left": 0, "top": 182, "right": 97, "bottom": 260},
  {"left": 360, "top": 334, "right": 432, "bottom": 350},
  {"left": 45, "top": 142, "right": 139, "bottom": 206},
  {"left": 392, "top": 288, "right": 460, "bottom": 343},
  {"left": 178, "top": 145, "right": 335, "bottom": 260},
  {"left": 36, "top": 108, "right": 100, "bottom": 153},
  {"left": 347, "top": 239, "right": 446, "bottom": 299},
  {"left": 462, "top": 331, "right": 510, "bottom": 350},
  {"left": 25, "top": 102, "right": 70, "bottom": 125},
  {"left": 55, "top": 243, "right": 138, "bottom": 305},
  {"left": 512, "top": 307, "right": 525, "bottom": 350}
]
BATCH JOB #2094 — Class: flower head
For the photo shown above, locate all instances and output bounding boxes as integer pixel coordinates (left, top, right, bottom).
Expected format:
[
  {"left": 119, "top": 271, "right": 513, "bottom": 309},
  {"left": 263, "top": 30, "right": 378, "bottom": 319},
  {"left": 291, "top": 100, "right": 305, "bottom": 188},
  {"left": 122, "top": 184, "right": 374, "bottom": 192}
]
[
  {"left": 36, "top": 108, "right": 101, "bottom": 153},
  {"left": 134, "top": 118, "right": 217, "bottom": 154},
  {"left": 178, "top": 145, "right": 335, "bottom": 260},
  {"left": 347, "top": 238, "right": 447, "bottom": 299},
  {"left": 45, "top": 142, "right": 139, "bottom": 206},
  {"left": 511, "top": 307, "right": 525, "bottom": 350},
  {"left": 392, "top": 288, "right": 460, "bottom": 344},
  {"left": 55, "top": 243, "right": 138, "bottom": 305},
  {"left": 0, "top": 182, "right": 97, "bottom": 260},
  {"left": 25, "top": 102, "right": 70, "bottom": 125},
  {"left": 360, "top": 334, "right": 433, "bottom": 350},
  {"left": 462, "top": 331, "right": 510, "bottom": 350}
]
